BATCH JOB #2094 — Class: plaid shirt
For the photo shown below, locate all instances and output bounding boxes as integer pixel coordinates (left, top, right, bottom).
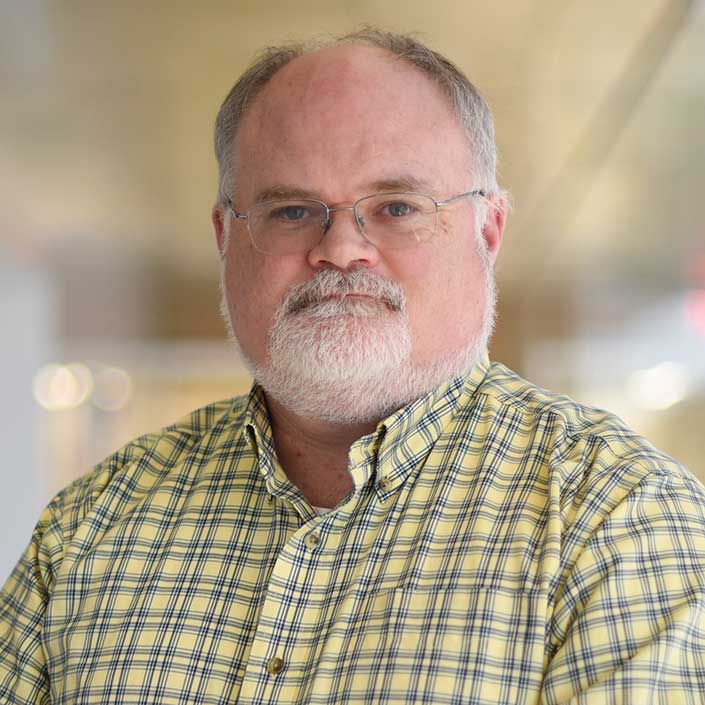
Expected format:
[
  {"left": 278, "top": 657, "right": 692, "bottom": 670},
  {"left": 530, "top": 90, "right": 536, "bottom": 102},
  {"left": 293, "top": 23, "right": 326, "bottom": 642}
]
[{"left": 2, "top": 357, "right": 705, "bottom": 704}]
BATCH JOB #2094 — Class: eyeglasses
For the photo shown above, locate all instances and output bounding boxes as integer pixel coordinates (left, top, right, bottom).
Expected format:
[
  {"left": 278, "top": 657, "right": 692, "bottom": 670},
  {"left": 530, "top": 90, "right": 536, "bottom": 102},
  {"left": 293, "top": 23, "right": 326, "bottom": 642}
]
[{"left": 225, "top": 190, "right": 485, "bottom": 255}]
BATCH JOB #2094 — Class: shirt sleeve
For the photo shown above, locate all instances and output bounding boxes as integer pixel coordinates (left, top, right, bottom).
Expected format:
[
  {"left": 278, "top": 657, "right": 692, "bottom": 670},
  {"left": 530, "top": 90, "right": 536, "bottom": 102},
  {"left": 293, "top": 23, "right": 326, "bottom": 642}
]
[
  {"left": 541, "top": 468, "right": 705, "bottom": 704},
  {"left": 0, "top": 497, "right": 65, "bottom": 705}
]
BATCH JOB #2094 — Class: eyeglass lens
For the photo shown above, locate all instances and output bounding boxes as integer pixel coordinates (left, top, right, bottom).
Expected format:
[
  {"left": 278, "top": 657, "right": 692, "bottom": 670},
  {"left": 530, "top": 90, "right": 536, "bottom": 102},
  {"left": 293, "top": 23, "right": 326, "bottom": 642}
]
[{"left": 247, "top": 193, "right": 439, "bottom": 255}]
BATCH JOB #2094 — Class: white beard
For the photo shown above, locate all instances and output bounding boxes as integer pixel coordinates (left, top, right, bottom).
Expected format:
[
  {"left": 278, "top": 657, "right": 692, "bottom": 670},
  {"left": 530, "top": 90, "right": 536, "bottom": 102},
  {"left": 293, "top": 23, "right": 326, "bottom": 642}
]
[{"left": 220, "top": 254, "right": 496, "bottom": 424}]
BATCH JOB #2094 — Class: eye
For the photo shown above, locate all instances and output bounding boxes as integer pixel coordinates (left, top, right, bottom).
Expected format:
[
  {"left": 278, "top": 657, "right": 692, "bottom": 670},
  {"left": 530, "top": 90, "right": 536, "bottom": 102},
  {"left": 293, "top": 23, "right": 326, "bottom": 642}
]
[
  {"left": 271, "top": 204, "right": 311, "bottom": 222},
  {"left": 382, "top": 200, "right": 417, "bottom": 218}
]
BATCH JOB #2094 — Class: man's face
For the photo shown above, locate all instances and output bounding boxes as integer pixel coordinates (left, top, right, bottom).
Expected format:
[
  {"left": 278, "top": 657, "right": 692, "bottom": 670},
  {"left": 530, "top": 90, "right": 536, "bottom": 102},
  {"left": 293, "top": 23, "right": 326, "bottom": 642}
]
[{"left": 214, "top": 45, "right": 504, "bottom": 420}]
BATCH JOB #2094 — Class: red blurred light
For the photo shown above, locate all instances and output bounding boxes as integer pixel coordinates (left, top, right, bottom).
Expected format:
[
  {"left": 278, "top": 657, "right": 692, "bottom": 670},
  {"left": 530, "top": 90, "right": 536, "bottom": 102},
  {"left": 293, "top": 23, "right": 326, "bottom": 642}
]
[
  {"left": 687, "top": 252, "right": 705, "bottom": 286},
  {"left": 686, "top": 290, "right": 705, "bottom": 337}
]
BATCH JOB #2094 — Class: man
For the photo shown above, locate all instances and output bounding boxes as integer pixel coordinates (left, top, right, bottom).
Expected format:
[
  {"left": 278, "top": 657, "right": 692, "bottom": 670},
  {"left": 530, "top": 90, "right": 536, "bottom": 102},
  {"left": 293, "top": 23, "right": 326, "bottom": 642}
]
[{"left": 2, "top": 28, "right": 704, "bottom": 705}]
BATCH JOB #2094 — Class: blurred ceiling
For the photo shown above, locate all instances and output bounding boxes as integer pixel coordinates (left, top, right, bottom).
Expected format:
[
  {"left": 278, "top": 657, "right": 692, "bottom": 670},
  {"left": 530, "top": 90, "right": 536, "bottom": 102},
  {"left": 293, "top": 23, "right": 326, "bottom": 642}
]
[{"left": 1, "top": 0, "right": 704, "bottom": 341}]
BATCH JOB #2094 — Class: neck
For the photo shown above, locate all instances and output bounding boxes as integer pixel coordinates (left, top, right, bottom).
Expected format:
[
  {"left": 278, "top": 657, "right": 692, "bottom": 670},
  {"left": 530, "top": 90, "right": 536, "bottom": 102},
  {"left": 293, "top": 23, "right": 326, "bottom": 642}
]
[{"left": 264, "top": 393, "right": 379, "bottom": 508}]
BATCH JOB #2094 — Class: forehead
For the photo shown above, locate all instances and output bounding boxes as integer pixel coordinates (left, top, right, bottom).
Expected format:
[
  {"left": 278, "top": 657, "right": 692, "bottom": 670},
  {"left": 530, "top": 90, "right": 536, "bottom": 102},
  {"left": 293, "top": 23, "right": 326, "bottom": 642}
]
[{"left": 233, "top": 45, "right": 472, "bottom": 198}]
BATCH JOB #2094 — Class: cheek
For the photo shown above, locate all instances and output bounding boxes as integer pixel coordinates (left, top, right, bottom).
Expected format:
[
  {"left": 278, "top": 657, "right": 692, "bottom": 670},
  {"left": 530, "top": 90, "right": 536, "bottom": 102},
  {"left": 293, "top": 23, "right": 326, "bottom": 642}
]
[
  {"left": 388, "top": 246, "right": 454, "bottom": 336},
  {"left": 223, "top": 253, "right": 273, "bottom": 348},
  {"left": 396, "top": 239, "right": 487, "bottom": 336},
  {"left": 395, "top": 236, "right": 476, "bottom": 305},
  {"left": 223, "top": 248, "right": 310, "bottom": 354}
]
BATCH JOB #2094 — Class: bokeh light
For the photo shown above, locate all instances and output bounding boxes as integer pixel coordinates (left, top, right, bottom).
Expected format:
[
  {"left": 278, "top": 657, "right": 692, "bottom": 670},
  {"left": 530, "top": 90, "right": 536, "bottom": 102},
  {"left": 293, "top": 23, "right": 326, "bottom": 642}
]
[
  {"left": 626, "top": 361, "right": 690, "bottom": 411},
  {"left": 92, "top": 366, "right": 133, "bottom": 412},
  {"left": 32, "top": 363, "right": 94, "bottom": 411}
]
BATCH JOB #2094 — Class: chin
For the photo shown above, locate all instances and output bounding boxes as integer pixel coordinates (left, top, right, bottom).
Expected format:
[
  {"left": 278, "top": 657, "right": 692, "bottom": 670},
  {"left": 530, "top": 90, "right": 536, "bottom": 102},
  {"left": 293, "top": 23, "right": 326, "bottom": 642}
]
[{"left": 253, "top": 327, "right": 490, "bottom": 424}]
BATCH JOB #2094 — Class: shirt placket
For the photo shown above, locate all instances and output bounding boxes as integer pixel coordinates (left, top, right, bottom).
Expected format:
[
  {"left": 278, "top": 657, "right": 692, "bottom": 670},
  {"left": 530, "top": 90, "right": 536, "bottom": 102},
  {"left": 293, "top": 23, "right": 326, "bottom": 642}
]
[
  {"left": 235, "top": 506, "right": 337, "bottom": 704},
  {"left": 234, "top": 433, "right": 382, "bottom": 704}
]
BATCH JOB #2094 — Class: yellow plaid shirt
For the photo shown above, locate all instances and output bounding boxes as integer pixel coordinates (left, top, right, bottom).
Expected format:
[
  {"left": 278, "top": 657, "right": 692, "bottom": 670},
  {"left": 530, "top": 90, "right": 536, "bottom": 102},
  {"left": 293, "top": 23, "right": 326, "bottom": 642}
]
[{"left": 2, "top": 357, "right": 705, "bottom": 704}]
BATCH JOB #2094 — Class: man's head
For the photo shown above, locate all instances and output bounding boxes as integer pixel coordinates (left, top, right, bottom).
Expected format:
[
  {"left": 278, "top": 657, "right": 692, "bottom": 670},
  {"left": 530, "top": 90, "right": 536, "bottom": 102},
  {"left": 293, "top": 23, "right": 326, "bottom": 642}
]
[{"left": 212, "top": 29, "right": 507, "bottom": 423}]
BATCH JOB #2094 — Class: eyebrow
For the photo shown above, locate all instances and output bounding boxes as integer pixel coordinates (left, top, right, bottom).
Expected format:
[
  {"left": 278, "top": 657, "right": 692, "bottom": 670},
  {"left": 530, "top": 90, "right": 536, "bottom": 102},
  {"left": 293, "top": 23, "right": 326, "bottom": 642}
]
[
  {"left": 365, "top": 175, "right": 436, "bottom": 194},
  {"left": 252, "top": 175, "right": 438, "bottom": 204},
  {"left": 254, "top": 185, "right": 319, "bottom": 203}
]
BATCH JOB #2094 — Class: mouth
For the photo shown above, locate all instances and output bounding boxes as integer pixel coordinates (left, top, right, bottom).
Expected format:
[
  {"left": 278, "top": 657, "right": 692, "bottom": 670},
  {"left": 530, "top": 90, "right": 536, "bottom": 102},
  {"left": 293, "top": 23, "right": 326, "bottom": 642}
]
[
  {"left": 325, "top": 292, "right": 373, "bottom": 301},
  {"left": 323, "top": 292, "right": 402, "bottom": 310},
  {"left": 287, "top": 292, "right": 398, "bottom": 316},
  {"left": 284, "top": 273, "right": 406, "bottom": 315}
]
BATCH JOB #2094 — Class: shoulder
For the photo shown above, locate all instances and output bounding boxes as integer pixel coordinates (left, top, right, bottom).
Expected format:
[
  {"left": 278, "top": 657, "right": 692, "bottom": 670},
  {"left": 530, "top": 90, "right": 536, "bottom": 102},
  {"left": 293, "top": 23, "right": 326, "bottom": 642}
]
[
  {"left": 478, "top": 361, "right": 694, "bottom": 469},
  {"left": 34, "top": 395, "right": 250, "bottom": 580},
  {"left": 473, "top": 360, "right": 705, "bottom": 519},
  {"left": 479, "top": 360, "right": 652, "bottom": 444},
  {"left": 63, "top": 395, "right": 246, "bottom": 502}
]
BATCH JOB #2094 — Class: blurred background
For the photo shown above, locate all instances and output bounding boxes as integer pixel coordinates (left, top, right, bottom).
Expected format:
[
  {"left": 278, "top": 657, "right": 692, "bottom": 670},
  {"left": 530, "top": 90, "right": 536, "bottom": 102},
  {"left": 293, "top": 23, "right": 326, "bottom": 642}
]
[{"left": 1, "top": 0, "right": 704, "bottom": 581}]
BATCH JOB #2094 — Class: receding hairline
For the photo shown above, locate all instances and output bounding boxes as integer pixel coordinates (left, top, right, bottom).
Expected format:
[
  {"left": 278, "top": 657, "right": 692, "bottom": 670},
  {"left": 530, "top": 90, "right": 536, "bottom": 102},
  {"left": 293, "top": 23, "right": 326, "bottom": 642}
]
[
  {"left": 230, "top": 37, "right": 465, "bottom": 136},
  {"left": 235, "top": 42, "right": 450, "bottom": 132},
  {"left": 248, "top": 41, "right": 435, "bottom": 87},
  {"left": 214, "top": 28, "right": 501, "bottom": 206},
  {"left": 234, "top": 43, "right": 473, "bottom": 166}
]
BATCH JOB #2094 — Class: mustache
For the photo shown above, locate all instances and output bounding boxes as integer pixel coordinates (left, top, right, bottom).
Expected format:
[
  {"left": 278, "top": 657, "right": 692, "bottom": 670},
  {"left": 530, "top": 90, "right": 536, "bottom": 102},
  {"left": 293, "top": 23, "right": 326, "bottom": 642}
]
[{"left": 282, "top": 268, "right": 406, "bottom": 315}]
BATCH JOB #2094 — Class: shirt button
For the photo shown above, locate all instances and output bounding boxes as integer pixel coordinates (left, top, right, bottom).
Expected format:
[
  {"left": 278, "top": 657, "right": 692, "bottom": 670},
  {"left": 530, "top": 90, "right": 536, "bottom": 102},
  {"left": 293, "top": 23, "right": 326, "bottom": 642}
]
[
  {"left": 378, "top": 477, "right": 392, "bottom": 491},
  {"left": 266, "top": 494, "right": 275, "bottom": 505},
  {"left": 304, "top": 532, "right": 321, "bottom": 549},
  {"left": 266, "top": 655, "right": 284, "bottom": 675}
]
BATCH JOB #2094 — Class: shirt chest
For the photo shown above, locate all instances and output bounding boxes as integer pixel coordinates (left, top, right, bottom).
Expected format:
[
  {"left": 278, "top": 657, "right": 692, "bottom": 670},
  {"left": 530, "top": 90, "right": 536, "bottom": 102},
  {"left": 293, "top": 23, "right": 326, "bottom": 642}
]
[{"left": 42, "top": 456, "right": 552, "bottom": 705}]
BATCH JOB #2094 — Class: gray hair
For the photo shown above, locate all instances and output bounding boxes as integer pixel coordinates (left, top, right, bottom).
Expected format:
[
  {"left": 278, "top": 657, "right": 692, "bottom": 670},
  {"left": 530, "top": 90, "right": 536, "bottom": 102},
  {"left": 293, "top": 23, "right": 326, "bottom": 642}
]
[{"left": 214, "top": 27, "right": 500, "bottom": 208}]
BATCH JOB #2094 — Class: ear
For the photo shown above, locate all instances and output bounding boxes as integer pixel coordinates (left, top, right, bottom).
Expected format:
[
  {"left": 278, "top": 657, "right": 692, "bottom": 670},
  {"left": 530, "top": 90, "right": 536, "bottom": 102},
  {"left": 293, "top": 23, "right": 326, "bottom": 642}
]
[
  {"left": 480, "top": 195, "right": 507, "bottom": 265},
  {"left": 212, "top": 204, "right": 227, "bottom": 259}
]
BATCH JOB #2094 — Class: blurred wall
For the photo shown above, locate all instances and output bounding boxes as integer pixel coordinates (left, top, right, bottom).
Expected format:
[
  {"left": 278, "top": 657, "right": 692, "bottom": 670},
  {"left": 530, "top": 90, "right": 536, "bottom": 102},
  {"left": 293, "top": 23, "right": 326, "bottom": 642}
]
[{"left": 0, "top": 251, "right": 54, "bottom": 579}]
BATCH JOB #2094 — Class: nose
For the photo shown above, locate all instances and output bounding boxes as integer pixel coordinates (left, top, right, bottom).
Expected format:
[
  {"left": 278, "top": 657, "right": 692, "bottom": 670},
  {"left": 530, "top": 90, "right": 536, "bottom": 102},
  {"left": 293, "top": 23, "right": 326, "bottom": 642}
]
[{"left": 306, "top": 206, "right": 381, "bottom": 270}]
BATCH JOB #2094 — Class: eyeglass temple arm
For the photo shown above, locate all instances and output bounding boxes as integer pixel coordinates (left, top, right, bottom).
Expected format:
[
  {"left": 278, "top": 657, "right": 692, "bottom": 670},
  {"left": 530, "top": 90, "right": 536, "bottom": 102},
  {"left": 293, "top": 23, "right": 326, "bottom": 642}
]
[
  {"left": 224, "top": 197, "right": 249, "bottom": 220},
  {"left": 436, "top": 189, "right": 486, "bottom": 207}
]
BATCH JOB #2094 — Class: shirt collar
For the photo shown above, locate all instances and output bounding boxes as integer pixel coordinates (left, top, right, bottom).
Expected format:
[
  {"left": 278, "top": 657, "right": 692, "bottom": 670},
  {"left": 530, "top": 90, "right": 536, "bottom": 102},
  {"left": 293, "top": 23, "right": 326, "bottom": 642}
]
[
  {"left": 360, "top": 354, "right": 490, "bottom": 500},
  {"left": 242, "top": 386, "right": 295, "bottom": 499}
]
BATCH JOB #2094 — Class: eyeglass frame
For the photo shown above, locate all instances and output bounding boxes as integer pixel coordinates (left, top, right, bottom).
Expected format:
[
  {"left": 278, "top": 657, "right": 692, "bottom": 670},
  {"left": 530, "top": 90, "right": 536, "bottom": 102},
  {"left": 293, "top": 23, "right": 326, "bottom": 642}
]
[{"left": 224, "top": 189, "right": 487, "bottom": 254}]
